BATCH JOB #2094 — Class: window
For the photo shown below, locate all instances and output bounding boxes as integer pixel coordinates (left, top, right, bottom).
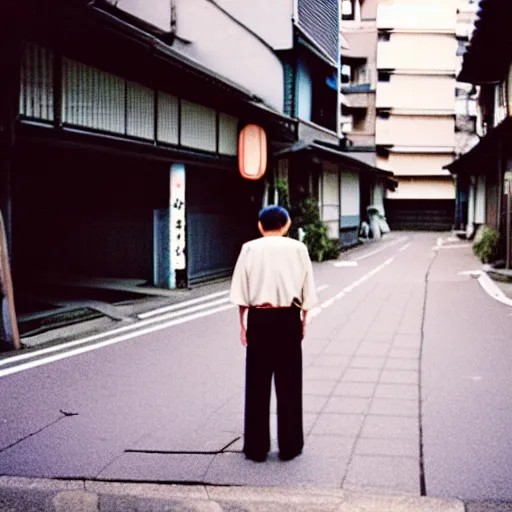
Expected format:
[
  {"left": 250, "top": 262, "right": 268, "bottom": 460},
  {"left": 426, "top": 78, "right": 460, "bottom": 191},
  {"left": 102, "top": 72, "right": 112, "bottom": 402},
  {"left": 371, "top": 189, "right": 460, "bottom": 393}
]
[
  {"left": 378, "top": 70, "right": 391, "bottom": 82},
  {"left": 342, "top": 0, "right": 358, "bottom": 21},
  {"left": 378, "top": 31, "right": 390, "bottom": 42}
]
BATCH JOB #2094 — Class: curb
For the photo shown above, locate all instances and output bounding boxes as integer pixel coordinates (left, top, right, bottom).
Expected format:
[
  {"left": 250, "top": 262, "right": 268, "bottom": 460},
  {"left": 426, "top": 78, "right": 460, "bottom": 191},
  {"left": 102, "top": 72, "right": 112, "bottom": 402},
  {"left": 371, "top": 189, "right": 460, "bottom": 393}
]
[
  {"left": 0, "top": 477, "right": 466, "bottom": 512},
  {"left": 477, "top": 271, "right": 512, "bottom": 307}
]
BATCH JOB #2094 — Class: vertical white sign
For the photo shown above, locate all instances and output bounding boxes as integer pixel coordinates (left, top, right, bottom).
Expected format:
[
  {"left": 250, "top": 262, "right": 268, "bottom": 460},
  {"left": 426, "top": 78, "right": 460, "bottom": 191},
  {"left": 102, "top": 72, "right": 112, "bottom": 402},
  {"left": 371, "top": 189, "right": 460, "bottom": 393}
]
[{"left": 170, "top": 163, "right": 186, "bottom": 288}]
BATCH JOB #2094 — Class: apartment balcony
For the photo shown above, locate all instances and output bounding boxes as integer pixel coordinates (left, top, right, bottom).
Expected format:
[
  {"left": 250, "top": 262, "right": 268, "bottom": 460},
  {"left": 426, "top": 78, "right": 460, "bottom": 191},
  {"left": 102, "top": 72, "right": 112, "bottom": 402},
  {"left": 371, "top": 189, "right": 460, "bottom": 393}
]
[{"left": 340, "top": 83, "right": 375, "bottom": 109}]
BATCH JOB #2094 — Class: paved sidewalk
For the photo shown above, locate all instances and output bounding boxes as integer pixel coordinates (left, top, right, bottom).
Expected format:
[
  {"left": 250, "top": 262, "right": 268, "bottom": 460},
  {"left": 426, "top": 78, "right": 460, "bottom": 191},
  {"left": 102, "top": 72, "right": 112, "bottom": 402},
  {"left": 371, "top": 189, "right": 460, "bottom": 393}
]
[{"left": 1, "top": 234, "right": 511, "bottom": 509}]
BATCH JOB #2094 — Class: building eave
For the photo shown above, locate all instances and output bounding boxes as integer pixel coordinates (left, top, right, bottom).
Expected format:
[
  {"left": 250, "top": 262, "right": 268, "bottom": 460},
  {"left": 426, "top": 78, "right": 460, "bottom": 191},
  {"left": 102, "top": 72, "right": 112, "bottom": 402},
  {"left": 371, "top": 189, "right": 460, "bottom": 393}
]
[
  {"left": 458, "top": 0, "right": 512, "bottom": 85},
  {"left": 444, "top": 116, "right": 512, "bottom": 175}
]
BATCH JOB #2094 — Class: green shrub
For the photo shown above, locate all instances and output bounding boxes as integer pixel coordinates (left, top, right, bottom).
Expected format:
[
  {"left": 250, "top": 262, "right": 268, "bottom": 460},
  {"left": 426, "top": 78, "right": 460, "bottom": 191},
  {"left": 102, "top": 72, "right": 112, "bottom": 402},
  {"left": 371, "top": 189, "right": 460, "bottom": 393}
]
[
  {"left": 473, "top": 225, "right": 499, "bottom": 263},
  {"left": 297, "top": 198, "right": 340, "bottom": 262},
  {"left": 274, "top": 178, "right": 290, "bottom": 210}
]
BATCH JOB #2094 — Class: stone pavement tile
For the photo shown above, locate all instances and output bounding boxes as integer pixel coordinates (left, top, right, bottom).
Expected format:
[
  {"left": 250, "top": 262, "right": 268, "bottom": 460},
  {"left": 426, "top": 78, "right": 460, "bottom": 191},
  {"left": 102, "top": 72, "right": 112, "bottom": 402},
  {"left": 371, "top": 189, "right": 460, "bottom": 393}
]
[
  {"left": 350, "top": 357, "right": 387, "bottom": 369},
  {"left": 302, "top": 337, "right": 331, "bottom": 356},
  {"left": 388, "top": 347, "right": 420, "bottom": 359},
  {"left": 393, "top": 334, "right": 422, "bottom": 349},
  {"left": 304, "top": 434, "right": 355, "bottom": 463},
  {"left": 374, "top": 384, "right": 419, "bottom": 401},
  {"left": 224, "top": 413, "right": 317, "bottom": 454},
  {"left": 96, "top": 453, "right": 215, "bottom": 482},
  {"left": 379, "top": 370, "right": 419, "bottom": 385},
  {"left": 304, "top": 366, "right": 346, "bottom": 381},
  {"left": 85, "top": 481, "right": 209, "bottom": 500},
  {"left": 313, "top": 355, "right": 351, "bottom": 368},
  {"left": 0, "top": 416, "right": 123, "bottom": 479},
  {"left": 0, "top": 476, "right": 84, "bottom": 491},
  {"left": 355, "top": 343, "right": 391, "bottom": 357},
  {"left": 310, "top": 413, "right": 364, "bottom": 437},
  {"left": 132, "top": 429, "right": 241, "bottom": 453},
  {"left": 362, "top": 333, "right": 394, "bottom": 344},
  {"left": 303, "top": 379, "right": 337, "bottom": 396},
  {"left": 342, "top": 368, "right": 381, "bottom": 383},
  {"left": 323, "top": 341, "right": 361, "bottom": 355},
  {"left": 355, "top": 437, "right": 419, "bottom": 458},
  {"left": 465, "top": 503, "right": 512, "bottom": 512},
  {"left": 222, "top": 434, "right": 243, "bottom": 452},
  {"left": 99, "top": 494, "right": 221, "bottom": 512},
  {"left": 204, "top": 452, "right": 344, "bottom": 487},
  {"left": 303, "top": 395, "right": 329, "bottom": 413},
  {"left": 324, "top": 397, "right": 371, "bottom": 415},
  {"left": 397, "top": 320, "right": 423, "bottom": 335},
  {"left": 369, "top": 398, "right": 419, "bottom": 417},
  {"left": 216, "top": 394, "right": 245, "bottom": 413},
  {"left": 303, "top": 413, "right": 319, "bottom": 436},
  {"left": 339, "top": 492, "right": 464, "bottom": 511},
  {"left": 0, "top": 487, "right": 58, "bottom": 512},
  {"left": 343, "top": 454, "right": 420, "bottom": 495},
  {"left": 333, "top": 382, "right": 376, "bottom": 397},
  {"left": 208, "top": 485, "right": 344, "bottom": 511},
  {"left": 385, "top": 358, "right": 419, "bottom": 371},
  {"left": 360, "top": 416, "right": 419, "bottom": 441},
  {"left": 200, "top": 412, "right": 245, "bottom": 434},
  {"left": 53, "top": 491, "right": 99, "bottom": 512}
]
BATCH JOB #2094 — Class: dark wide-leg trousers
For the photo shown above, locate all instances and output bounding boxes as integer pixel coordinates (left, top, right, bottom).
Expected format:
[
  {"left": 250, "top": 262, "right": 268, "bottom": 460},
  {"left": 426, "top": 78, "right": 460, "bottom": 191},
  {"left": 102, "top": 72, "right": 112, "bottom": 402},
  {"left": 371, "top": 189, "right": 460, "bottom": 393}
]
[{"left": 243, "top": 306, "right": 304, "bottom": 458}]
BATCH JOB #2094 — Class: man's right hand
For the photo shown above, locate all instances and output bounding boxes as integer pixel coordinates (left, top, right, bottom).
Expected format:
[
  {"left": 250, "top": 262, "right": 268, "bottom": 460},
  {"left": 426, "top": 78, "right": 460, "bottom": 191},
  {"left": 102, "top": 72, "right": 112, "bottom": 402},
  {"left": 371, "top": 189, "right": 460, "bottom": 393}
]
[{"left": 240, "top": 327, "right": 247, "bottom": 347}]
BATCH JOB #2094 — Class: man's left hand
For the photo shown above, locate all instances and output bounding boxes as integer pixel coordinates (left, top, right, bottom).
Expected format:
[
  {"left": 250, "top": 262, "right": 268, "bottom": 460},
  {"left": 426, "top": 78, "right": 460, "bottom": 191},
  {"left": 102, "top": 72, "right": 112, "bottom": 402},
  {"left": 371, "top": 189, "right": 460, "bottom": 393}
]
[{"left": 240, "top": 327, "right": 247, "bottom": 347}]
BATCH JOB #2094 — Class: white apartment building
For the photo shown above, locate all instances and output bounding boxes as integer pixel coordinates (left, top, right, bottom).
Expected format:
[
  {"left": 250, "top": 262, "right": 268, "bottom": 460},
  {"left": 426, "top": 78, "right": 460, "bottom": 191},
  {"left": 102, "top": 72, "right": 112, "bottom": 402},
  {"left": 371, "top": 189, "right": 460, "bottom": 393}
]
[{"left": 376, "top": 0, "right": 458, "bottom": 229}]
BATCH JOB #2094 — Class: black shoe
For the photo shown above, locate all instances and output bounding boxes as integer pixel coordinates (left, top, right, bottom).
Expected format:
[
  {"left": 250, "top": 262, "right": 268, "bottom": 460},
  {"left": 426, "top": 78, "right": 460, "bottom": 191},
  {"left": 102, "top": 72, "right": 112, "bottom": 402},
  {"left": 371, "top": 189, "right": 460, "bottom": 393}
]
[
  {"left": 279, "top": 450, "right": 302, "bottom": 461},
  {"left": 244, "top": 451, "right": 267, "bottom": 462}
]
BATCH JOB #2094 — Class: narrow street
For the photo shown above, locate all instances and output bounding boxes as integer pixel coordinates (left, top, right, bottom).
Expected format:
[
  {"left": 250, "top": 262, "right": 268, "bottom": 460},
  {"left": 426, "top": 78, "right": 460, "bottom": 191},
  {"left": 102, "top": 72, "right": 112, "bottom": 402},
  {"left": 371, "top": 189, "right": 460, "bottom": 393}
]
[{"left": 0, "top": 233, "right": 510, "bottom": 502}]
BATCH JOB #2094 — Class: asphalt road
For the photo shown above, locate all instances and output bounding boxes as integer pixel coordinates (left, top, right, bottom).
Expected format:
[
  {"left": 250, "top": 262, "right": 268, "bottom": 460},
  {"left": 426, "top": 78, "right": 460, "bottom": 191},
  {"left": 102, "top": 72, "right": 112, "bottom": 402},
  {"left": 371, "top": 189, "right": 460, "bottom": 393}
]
[{"left": 0, "top": 232, "right": 510, "bottom": 502}]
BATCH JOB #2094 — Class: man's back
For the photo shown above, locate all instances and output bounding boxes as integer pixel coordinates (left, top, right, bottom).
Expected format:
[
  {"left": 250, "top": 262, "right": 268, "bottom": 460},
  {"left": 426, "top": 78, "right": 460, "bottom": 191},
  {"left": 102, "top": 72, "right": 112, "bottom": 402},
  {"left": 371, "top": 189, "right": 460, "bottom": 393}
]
[{"left": 230, "top": 236, "right": 317, "bottom": 310}]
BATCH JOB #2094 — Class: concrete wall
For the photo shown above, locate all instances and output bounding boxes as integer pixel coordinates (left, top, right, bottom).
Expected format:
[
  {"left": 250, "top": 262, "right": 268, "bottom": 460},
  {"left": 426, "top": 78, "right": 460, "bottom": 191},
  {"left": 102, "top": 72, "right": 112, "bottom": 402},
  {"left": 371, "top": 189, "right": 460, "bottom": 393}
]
[
  {"left": 377, "top": 1, "right": 457, "bottom": 32},
  {"left": 117, "top": 0, "right": 171, "bottom": 31},
  {"left": 361, "top": 0, "right": 377, "bottom": 20},
  {"left": 174, "top": 0, "right": 286, "bottom": 110},
  {"left": 386, "top": 176, "right": 455, "bottom": 200},
  {"left": 214, "top": 0, "right": 293, "bottom": 50},
  {"left": 386, "top": 153, "right": 454, "bottom": 176},
  {"left": 378, "top": 33, "right": 457, "bottom": 72},
  {"left": 376, "top": 115, "right": 455, "bottom": 147},
  {"left": 377, "top": 75, "right": 455, "bottom": 111}
]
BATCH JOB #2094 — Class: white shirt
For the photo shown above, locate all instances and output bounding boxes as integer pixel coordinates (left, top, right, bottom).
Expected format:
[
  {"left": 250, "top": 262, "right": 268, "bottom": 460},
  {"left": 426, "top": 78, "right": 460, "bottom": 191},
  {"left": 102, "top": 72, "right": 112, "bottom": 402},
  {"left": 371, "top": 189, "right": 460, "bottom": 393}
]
[{"left": 229, "top": 236, "right": 318, "bottom": 311}]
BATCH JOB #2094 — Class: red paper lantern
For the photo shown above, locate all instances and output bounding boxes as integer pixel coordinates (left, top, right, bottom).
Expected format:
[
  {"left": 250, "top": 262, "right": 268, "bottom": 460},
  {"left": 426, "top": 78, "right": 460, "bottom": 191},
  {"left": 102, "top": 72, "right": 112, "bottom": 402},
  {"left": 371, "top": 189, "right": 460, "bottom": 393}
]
[{"left": 238, "top": 124, "right": 267, "bottom": 180}]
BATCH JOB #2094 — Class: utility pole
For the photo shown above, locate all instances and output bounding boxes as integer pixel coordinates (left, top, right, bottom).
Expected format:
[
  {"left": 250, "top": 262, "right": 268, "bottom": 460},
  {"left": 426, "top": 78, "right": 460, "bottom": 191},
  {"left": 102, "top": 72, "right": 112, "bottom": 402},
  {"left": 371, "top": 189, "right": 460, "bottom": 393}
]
[
  {"left": 0, "top": 16, "right": 22, "bottom": 350},
  {"left": 0, "top": 212, "right": 20, "bottom": 350}
]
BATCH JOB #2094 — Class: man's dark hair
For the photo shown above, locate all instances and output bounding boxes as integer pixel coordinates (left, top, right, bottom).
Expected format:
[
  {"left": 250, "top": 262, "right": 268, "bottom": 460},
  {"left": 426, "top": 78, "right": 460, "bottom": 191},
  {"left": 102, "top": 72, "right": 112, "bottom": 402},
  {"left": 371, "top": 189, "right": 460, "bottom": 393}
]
[{"left": 258, "top": 205, "right": 290, "bottom": 231}]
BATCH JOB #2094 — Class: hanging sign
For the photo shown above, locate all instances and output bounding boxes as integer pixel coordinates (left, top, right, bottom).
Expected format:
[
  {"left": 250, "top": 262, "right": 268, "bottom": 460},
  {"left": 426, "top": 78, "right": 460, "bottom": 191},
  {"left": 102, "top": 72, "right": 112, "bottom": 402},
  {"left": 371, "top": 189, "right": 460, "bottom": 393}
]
[
  {"left": 238, "top": 124, "right": 267, "bottom": 180},
  {"left": 170, "top": 163, "right": 186, "bottom": 280}
]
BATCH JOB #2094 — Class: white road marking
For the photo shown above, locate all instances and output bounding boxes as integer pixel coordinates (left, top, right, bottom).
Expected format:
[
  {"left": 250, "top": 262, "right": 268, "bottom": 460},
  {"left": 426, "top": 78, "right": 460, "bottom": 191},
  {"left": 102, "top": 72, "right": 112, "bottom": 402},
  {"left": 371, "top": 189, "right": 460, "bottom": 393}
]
[
  {"left": 477, "top": 272, "right": 512, "bottom": 307},
  {"left": 139, "top": 297, "right": 230, "bottom": 321},
  {"left": 433, "top": 244, "right": 468, "bottom": 250},
  {"left": 334, "top": 261, "right": 358, "bottom": 267},
  {"left": 398, "top": 243, "right": 411, "bottom": 252},
  {"left": 4, "top": 283, "right": 336, "bottom": 372},
  {"left": 341, "top": 257, "right": 395, "bottom": 294},
  {"left": 308, "top": 257, "right": 395, "bottom": 324},
  {"left": 0, "top": 304, "right": 236, "bottom": 378},
  {"left": 139, "top": 290, "right": 229, "bottom": 318},
  {"left": 353, "top": 236, "right": 408, "bottom": 261},
  {"left": 321, "top": 298, "right": 335, "bottom": 309}
]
